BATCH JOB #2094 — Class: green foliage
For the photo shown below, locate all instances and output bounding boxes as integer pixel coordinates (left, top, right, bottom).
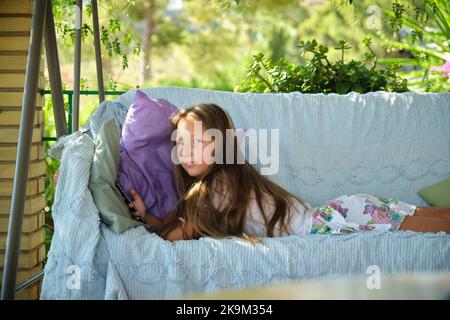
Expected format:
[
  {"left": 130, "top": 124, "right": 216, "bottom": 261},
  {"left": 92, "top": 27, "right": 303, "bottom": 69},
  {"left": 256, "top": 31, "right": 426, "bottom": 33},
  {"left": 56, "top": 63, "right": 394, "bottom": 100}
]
[
  {"left": 42, "top": 96, "right": 63, "bottom": 255},
  {"left": 158, "top": 72, "right": 235, "bottom": 92},
  {"left": 215, "top": 0, "right": 241, "bottom": 9},
  {"left": 378, "top": 0, "right": 450, "bottom": 92},
  {"left": 52, "top": 0, "right": 141, "bottom": 79},
  {"left": 268, "top": 26, "right": 290, "bottom": 63},
  {"left": 80, "top": 78, "right": 88, "bottom": 90},
  {"left": 108, "top": 74, "right": 118, "bottom": 90},
  {"left": 43, "top": 153, "right": 59, "bottom": 256},
  {"left": 235, "top": 38, "right": 409, "bottom": 94}
]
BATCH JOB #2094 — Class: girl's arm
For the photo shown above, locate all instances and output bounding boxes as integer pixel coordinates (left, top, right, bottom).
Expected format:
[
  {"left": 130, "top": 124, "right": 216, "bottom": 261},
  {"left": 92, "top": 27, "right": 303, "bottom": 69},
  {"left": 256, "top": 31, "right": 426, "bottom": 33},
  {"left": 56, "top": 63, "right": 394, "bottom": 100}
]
[
  {"left": 163, "top": 218, "right": 197, "bottom": 241},
  {"left": 128, "top": 189, "right": 198, "bottom": 241},
  {"left": 128, "top": 189, "right": 176, "bottom": 231},
  {"left": 144, "top": 210, "right": 177, "bottom": 233}
]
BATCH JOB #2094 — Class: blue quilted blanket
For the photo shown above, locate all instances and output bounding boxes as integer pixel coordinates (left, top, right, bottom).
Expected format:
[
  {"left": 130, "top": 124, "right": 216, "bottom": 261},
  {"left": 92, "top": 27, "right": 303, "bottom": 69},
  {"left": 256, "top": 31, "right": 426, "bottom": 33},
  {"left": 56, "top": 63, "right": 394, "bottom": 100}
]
[{"left": 41, "top": 88, "right": 450, "bottom": 299}]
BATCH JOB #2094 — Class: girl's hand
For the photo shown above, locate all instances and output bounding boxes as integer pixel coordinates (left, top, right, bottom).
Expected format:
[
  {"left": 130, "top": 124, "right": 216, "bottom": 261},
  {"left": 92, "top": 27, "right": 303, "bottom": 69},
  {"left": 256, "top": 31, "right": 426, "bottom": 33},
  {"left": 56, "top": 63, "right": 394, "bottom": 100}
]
[{"left": 128, "top": 189, "right": 146, "bottom": 222}]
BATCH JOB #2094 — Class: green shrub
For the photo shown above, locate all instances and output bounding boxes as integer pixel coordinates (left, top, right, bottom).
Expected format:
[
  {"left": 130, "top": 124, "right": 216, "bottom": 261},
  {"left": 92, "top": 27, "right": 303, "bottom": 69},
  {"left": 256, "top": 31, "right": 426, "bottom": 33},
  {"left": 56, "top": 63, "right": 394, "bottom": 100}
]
[{"left": 235, "top": 38, "right": 409, "bottom": 94}]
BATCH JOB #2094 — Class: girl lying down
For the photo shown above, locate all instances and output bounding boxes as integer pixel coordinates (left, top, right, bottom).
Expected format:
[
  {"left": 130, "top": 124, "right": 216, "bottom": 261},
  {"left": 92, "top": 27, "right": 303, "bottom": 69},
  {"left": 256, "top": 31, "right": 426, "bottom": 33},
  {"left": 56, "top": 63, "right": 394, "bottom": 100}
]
[{"left": 127, "top": 103, "right": 450, "bottom": 241}]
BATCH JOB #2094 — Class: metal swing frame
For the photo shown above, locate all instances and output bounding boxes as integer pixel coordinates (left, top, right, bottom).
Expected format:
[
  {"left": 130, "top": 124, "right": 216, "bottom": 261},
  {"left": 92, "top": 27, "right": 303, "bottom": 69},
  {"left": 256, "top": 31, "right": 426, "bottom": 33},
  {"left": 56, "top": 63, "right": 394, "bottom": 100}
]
[{"left": 1, "top": 0, "right": 106, "bottom": 299}]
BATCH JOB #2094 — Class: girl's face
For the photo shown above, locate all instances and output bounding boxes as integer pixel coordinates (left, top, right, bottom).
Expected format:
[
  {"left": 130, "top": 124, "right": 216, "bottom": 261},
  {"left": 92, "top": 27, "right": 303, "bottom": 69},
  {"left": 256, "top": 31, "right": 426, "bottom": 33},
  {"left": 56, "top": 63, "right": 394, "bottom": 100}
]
[{"left": 175, "top": 117, "right": 215, "bottom": 177}]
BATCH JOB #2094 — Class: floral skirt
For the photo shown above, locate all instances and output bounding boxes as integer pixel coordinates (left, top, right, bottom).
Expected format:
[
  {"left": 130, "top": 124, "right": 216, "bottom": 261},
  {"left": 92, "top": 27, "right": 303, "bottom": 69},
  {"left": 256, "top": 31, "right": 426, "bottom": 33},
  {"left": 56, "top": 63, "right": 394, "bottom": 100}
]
[{"left": 309, "top": 193, "right": 417, "bottom": 235}]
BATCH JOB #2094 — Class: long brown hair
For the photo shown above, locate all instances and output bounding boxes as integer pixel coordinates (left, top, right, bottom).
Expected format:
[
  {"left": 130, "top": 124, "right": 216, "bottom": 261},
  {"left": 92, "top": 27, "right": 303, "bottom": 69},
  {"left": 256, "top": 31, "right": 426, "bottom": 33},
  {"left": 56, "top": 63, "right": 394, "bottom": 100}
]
[{"left": 159, "top": 103, "right": 309, "bottom": 240}]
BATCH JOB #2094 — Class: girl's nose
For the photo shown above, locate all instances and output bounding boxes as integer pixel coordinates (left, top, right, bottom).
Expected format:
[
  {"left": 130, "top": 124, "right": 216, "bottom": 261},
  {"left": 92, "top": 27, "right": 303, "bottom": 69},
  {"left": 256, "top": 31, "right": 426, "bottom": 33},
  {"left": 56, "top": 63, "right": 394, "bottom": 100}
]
[{"left": 179, "top": 144, "right": 193, "bottom": 159}]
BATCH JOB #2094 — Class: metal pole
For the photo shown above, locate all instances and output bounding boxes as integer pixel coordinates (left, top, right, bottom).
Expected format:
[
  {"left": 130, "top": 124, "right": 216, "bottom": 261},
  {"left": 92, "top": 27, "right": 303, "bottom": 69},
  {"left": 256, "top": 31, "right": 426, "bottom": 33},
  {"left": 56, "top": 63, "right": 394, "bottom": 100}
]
[
  {"left": 1, "top": 0, "right": 48, "bottom": 300},
  {"left": 91, "top": 0, "right": 105, "bottom": 103},
  {"left": 14, "top": 270, "right": 44, "bottom": 293},
  {"left": 68, "top": 93, "right": 73, "bottom": 134},
  {"left": 72, "top": 0, "right": 82, "bottom": 132},
  {"left": 44, "top": 0, "right": 67, "bottom": 137}
]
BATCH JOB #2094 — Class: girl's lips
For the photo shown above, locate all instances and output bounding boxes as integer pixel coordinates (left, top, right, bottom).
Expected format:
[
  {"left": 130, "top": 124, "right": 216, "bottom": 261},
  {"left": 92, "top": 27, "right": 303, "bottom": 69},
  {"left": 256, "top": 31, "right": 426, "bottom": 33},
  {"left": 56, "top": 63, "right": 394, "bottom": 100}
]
[{"left": 182, "top": 162, "right": 196, "bottom": 167}]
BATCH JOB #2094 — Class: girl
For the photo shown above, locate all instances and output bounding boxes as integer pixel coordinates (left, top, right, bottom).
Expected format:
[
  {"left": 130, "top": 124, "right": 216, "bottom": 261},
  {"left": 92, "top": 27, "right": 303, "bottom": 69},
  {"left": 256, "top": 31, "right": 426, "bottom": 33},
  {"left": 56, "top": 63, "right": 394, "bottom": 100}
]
[{"left": 128, "top": 103, "right": 450, "bottom": 241}]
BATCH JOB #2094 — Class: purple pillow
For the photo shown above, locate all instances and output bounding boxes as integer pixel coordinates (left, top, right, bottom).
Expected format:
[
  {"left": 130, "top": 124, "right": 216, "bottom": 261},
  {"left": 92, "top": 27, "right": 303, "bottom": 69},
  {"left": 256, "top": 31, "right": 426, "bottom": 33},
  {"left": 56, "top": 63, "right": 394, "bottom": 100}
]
[{"left": 117, "top": 90, "right": 178, "bottom": 219}]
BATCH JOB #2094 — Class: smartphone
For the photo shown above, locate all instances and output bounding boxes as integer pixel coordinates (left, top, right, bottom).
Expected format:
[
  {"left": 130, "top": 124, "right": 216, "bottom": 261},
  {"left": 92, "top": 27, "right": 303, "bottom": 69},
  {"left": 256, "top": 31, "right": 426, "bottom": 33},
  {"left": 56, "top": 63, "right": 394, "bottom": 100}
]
[{"left": 115, "top": 181, "right": 145, "bottom": 223}]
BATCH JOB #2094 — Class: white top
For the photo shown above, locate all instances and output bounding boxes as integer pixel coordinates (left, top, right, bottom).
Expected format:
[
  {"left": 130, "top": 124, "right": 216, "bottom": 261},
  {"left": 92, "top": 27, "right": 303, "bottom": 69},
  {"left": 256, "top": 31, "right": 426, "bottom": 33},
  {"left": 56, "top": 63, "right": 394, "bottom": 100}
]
[
  {"left": 211, "top": 182, "right": 313, "bottom": 237},
  {"left": 243, "top": 190, "right": 313, "bottom": 237}
]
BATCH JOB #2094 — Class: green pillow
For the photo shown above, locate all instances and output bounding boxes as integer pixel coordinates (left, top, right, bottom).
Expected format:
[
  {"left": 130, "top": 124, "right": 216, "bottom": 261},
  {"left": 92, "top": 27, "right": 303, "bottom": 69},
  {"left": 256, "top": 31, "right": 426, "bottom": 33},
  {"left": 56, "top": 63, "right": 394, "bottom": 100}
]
[
  {"left": 88, "top": 118, "right": 151, "bottom": 233},
  {"left": 418, "top": 176, "right": 450, "bottom": 208}
]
